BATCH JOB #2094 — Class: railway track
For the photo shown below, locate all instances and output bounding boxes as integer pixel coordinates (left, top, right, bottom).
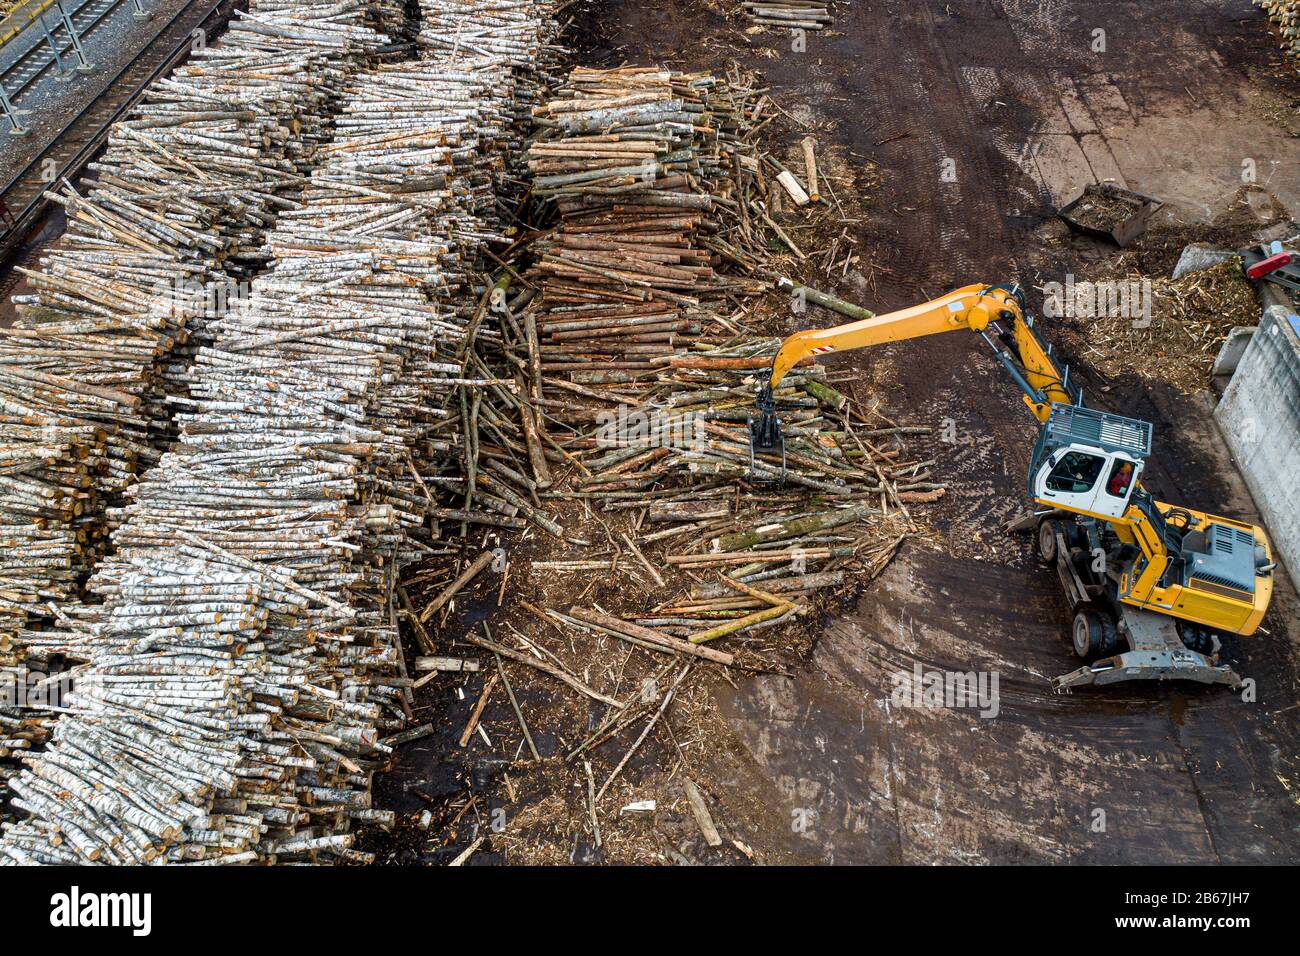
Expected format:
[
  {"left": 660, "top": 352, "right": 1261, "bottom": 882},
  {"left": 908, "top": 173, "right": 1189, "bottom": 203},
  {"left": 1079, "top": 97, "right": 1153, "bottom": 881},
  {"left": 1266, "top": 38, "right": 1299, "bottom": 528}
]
[
  {"left": 2, "top": 0, "right": 128, "bottom": 104},
  {"left": 0, "top": 0, "right": 237, "bottom": 267}
]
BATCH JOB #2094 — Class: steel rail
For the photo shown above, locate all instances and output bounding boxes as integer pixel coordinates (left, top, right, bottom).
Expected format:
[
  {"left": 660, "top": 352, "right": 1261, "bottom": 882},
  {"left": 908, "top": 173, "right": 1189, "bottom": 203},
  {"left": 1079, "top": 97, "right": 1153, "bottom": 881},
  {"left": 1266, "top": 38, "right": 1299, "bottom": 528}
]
[
  {"left": 0, "top": 0, "right": 232, "bottom": 266},
  {"left": 1, "top": 0, "right": 129, "bottom": 103}
]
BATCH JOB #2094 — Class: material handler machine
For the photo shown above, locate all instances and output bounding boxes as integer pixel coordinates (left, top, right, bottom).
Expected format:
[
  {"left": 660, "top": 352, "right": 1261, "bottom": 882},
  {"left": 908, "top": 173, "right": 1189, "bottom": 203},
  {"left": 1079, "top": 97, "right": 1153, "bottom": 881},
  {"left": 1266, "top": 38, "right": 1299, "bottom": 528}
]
[{"left": 751, "top": 282, "right": 1275, "bottom": 690}]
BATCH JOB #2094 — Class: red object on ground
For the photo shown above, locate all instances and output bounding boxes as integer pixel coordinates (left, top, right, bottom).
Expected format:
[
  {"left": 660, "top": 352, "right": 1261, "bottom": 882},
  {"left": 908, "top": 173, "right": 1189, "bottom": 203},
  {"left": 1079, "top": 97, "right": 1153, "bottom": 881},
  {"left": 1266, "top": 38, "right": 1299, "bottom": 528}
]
[{"left": 1247, "top": 251, "right": 1294, "bottom": 279}]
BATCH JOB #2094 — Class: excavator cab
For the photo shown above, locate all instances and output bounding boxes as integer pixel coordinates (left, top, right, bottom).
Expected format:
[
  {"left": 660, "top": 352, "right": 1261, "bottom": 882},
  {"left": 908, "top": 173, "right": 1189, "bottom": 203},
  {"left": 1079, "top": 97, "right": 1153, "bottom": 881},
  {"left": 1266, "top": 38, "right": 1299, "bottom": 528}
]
[{"left": 1028, "top": 405, "right": 1150, "bottom": 521}]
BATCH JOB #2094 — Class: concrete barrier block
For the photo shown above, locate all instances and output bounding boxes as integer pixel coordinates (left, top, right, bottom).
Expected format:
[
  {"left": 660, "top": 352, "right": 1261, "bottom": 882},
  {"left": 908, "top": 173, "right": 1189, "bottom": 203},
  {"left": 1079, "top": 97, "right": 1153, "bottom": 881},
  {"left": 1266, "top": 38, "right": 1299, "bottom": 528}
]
[
  {"left": 1215, "top": 306, "right": 1300, "bottom": 576},
  {"left": 1212, "top": 326, "right": 1256, "bottom": 377},
  {"left": 1172, "top": 242, "right": 1234, "bottom": 279}
]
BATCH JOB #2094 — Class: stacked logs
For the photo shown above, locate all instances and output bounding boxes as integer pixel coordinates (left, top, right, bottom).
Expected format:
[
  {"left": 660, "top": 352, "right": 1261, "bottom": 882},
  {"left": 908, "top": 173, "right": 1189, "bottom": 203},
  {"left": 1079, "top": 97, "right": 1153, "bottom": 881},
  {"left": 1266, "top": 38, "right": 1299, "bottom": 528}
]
[
  {"left": 1257, "top": 0, "right": 1300, "bottom": 58},
  {"left": 525, "top": 66, "right": 769, "bottom": 381},
  {"left": 1, "top": 0, "right": 558, "bottom": 865},
  {"left": 742, "top": 1, "right": 832, "bottom": 30},
  {"left": 0, "top": 2, "right": 390, "bottom": 655},
  {"left": 418, "top": 0, "right": 558, "bottom": 66},
  {"left": 0, "top": 3, "right": 399, "bottom": 834},
  {"left": 0, "top": 2, "right": 397, "bottom": 831},
  {"left": 416, "top": 0, "right": 560, "bottom": 186}
]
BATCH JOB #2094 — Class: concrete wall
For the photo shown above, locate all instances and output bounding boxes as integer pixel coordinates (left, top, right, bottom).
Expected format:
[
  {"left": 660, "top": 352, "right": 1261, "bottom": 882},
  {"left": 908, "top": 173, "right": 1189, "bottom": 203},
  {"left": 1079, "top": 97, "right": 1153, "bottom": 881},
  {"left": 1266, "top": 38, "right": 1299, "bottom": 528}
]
[
  {"left": 1216, "top": 305, "right": 1300, "bottom": 576},
  {"left": 1212, "top": 327, "right": 1256, "bottom": 378}
]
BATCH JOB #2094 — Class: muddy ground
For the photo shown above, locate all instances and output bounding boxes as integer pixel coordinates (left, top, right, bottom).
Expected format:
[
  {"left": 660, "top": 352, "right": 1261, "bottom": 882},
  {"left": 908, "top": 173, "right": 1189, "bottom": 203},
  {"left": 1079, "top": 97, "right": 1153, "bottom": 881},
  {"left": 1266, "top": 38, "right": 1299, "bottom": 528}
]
[{"left": 363, "top": 0, "right": 1300, "bottom": 864}]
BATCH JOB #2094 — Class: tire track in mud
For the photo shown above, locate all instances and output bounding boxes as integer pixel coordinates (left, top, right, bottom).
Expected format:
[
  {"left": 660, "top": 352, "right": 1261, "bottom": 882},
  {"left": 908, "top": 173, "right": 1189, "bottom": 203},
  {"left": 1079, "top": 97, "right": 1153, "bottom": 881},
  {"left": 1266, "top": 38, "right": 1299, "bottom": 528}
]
[
  {"left": 843, "top": 0, "right": 1019, "bottom": 292},
  {"left": 720, "top": 547, "right": 1298, "bottom": 864},
  {"left": 828, "top": 0, "right": 1053, "bottom": 552}
]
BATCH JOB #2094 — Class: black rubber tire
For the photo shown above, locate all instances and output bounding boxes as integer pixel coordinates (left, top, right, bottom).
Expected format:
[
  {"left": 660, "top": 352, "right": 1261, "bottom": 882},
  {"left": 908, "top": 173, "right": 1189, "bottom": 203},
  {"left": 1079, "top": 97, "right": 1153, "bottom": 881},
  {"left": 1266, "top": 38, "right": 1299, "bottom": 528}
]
[
  {"left": 1178, "top": 623, "right": 1218, "bottom": 655},
  {"left": 1098, "top": 613, "right": 1121, "bottom": 656},
  {"left": 1037, "top": 519, "right": 1060, "bottom": 563},
  {"left": 1072, "top": 607, "right": 1106, "bottom": 659}
]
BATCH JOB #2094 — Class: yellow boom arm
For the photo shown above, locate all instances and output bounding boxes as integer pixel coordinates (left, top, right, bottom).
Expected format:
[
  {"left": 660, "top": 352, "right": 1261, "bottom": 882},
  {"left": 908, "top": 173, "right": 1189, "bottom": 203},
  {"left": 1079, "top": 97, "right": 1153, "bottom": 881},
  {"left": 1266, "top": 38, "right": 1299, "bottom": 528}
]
[
  {"left": 759, "top": 283, "right": 1276, "bottom": 662},
  {"left": 768, "top": 284, "right": 1076, "bottom": 423}
]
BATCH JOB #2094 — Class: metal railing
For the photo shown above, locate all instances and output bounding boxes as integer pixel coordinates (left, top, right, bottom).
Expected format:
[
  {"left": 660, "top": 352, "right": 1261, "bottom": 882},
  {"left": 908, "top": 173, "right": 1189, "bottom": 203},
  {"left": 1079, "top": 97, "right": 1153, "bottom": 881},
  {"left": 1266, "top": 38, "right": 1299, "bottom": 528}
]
[{"left": 0, "top": 1, "right": 59, "bottom": 50}]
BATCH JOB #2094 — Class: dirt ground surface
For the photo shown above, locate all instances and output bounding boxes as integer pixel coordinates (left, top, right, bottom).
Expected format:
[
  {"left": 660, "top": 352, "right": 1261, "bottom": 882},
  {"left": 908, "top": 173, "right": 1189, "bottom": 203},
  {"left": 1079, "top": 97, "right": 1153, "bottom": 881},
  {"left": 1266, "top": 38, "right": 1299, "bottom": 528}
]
[{"left": 363, "top": 0, "right": 1300, "bottom": 864}]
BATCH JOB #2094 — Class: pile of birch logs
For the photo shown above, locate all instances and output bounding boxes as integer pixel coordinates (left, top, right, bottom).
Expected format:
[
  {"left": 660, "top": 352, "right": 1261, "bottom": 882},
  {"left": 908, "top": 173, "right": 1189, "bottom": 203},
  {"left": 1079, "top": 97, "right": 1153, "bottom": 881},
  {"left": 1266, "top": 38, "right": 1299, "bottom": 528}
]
[
  {"left": 0, "top": 0, "right": 398, "bottom": 833},
  {"left": 416, "top": 0, "right": 561, "bottom": 190},
  {"left": 0, "top": 0, "right": 390, "bottom": 641},
  {"left": 1257, "top": 0, "right": 1300, "bottom": 57},
  {"left": 742, "top": 1, "right": 833, "bottom": 30},
  {"left": 1, "top": 0, "right": 558, "bottom": 862},
  {"left": 419, "top": 0, "right": 558, "bottom": 66}
]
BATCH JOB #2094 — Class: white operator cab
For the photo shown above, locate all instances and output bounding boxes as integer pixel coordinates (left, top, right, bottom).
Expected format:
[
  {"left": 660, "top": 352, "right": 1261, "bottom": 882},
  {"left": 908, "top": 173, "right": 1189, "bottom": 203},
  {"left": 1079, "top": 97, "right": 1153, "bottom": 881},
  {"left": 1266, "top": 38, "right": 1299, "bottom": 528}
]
[{"left": 1028, "top": 406, "right": 1151, "bottom": 520}]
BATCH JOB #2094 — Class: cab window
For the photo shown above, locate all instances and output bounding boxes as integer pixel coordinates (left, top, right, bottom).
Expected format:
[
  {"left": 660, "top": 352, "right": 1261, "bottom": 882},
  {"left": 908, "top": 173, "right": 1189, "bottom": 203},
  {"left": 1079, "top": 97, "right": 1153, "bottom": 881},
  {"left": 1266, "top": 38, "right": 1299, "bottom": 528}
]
[
  {"left": 1045, "top": 451, "right": 1104, "bottom": 494},
  {"left": 1104, "top": 459, "right": 1135, "bottom": 499}
]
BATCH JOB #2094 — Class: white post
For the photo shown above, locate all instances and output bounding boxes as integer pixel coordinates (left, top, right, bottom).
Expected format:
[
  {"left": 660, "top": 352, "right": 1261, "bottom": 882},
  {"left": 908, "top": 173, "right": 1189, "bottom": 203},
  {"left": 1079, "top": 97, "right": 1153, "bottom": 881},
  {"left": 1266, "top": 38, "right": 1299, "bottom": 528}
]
[
  {"left": 0, "top": 83, "right": 28, "bottom": 136},
  {"left": 53, "top": 1, "right": 92, "bottom": 72},
  {"left": 35, "top": 11, "right": 74, "bottom": 80}
]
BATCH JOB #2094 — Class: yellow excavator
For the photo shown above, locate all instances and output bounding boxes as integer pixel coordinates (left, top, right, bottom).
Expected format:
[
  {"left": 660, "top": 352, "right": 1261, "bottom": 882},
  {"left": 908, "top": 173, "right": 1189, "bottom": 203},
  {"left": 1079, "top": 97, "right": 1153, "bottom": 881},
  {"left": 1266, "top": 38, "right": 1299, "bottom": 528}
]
[{"left": 751, "top": 282, "right": 1275, "bottom": 690}]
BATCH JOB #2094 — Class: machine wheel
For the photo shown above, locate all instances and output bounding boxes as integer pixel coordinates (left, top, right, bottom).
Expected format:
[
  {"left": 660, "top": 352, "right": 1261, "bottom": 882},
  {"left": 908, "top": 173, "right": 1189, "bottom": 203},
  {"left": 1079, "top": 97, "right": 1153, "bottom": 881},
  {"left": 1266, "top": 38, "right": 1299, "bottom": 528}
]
[
  {"left": 1178, "top": 623, "right": 1221, "bottom": 656},
  {"left": 1037, "top": 519, "right": 1060, "bottom": 564},
  {"left": 1072, "top": 607, "right": 1111, "bottom": 659},
  {"left": 1098, "top": 614, "right": 1120, "bottom": 656}
]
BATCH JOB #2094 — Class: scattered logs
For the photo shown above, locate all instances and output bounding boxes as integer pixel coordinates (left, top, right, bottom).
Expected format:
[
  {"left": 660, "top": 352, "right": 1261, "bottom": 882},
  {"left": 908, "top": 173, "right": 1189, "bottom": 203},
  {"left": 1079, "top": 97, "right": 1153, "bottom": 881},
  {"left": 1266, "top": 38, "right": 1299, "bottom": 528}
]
[
  {"left": 742, "top": 1, "right": 833, "bottom": 30},
  {"left": 514, "top": 335, "right": 932, "bottom": 646},
  {"left": 398, "top": 66, "right": 936, "bottom": 786}
]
